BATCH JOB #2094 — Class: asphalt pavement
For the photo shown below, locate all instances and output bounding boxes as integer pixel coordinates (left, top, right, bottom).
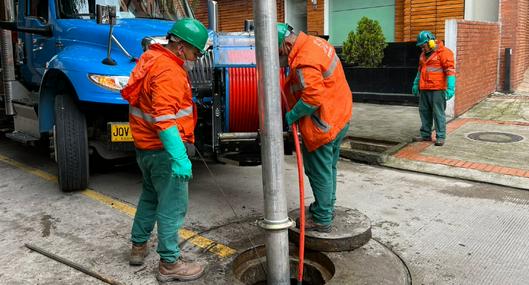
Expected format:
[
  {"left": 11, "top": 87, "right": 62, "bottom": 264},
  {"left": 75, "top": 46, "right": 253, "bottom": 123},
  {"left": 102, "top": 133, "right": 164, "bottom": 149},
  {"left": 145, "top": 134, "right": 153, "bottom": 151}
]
[
  {"left": 2, "top": 70, "right": 529, "bottom": 284},
  {"left": 2, "top": 135, "right": 529, "bottom": 284}
]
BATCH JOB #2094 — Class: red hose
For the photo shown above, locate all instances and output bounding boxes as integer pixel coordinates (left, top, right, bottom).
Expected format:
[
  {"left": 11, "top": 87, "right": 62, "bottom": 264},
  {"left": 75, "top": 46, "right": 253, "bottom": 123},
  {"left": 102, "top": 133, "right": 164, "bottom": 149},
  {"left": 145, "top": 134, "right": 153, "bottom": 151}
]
[
  {"left": 228, "top": 68, "right": 287, "bottom": 132},
  {"left": 292, "top": 122, "right": 305, "bottom": 284},
  {"left": 281, "top": 91, "right": 305, "bottom": 284}
]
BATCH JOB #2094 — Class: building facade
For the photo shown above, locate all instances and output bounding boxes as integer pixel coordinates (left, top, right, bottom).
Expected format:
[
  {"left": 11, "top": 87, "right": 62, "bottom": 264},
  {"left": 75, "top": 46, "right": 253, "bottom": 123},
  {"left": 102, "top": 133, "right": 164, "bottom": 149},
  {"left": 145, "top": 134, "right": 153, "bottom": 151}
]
[{"left": 194, "top": 0, "right": 529, "bottom": 94}]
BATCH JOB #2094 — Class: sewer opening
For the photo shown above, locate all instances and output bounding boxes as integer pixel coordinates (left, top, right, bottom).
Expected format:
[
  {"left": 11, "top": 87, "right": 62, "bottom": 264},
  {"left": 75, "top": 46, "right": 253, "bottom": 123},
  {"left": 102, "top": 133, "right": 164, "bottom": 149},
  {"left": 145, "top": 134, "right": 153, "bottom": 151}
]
[
  {"left": 232, "top": 245, "right": 335, "bottom": 285},
  {"left": 344, "top": 136, "right": 400, "bottom": 154}
]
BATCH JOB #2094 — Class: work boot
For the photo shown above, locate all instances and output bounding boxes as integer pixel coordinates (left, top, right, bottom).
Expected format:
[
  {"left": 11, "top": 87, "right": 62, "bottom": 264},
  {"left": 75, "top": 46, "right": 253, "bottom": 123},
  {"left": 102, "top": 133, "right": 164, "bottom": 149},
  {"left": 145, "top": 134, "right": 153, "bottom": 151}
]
[
  {"left": 129, "top": 243, "right": 149, "bottom": 266},
  {"left": 412, "top": 136, "right": 432, "bottom": 142},
  {"left": 157, "top": 259, "right": 205, "bottom": 282},
  {"left": 296, "top": 217, "right": 332, "bottom": 233},
  {"left": 435, "top": 139, "right": 445, "bottom": 146}
]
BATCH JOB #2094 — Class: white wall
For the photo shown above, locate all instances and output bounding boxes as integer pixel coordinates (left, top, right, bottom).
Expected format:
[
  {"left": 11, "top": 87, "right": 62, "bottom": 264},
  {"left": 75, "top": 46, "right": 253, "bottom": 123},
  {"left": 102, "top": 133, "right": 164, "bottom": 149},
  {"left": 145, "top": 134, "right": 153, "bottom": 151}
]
[
  {"left": 465, "top": 0, "right": 499, "bottom": 22},
  {"left": 445, "top": 20, "right": 458, "bottom": 120},
  {"left": 285, "top": 0, "right": 307, "bottom": 33}
]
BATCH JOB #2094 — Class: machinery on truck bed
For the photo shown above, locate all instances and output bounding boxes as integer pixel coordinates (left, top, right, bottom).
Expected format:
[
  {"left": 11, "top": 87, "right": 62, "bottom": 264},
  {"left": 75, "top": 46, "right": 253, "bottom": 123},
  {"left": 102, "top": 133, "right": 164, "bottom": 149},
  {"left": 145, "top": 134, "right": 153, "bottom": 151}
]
[{"left": 0, "top": 0, "right": 290, "bottom": 191}]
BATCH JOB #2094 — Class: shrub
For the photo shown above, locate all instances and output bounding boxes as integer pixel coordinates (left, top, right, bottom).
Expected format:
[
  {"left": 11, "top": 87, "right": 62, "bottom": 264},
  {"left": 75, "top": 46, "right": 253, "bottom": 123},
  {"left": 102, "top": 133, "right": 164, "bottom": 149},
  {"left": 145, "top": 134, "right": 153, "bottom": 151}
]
[{"left": 342, "top": 17, "right": 387, "bottom": 67}]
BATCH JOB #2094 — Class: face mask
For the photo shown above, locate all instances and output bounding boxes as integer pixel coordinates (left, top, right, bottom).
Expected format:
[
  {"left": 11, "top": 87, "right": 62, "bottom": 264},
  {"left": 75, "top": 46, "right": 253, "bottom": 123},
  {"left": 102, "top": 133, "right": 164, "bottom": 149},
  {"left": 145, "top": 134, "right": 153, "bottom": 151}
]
[
  {"left": 179, "top": 45, "right": 197, "bottom": 71},
  {"left": 183, "top": 60, "right": 195, "bottom": 71}
]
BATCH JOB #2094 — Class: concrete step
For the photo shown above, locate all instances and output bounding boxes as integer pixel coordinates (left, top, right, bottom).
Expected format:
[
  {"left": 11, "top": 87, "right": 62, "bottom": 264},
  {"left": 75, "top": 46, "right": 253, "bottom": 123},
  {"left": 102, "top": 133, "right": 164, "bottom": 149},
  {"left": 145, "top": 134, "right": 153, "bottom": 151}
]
[{"left": 340, "top": 136, "right": 407, "bottom": 165}]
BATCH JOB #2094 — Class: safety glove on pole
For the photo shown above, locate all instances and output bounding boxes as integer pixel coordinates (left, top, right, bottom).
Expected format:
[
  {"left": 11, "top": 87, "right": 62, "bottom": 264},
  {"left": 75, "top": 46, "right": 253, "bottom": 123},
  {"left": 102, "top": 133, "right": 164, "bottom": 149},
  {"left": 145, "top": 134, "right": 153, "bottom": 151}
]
[
  {"left": 159, "top": 126, "right": 192, "bottom": 181},
  {"left": 412, "top": 71, "right": 420, "bottom": 96},
  {"left": 445, "top": 75, "right": 456, "bottom": 100},
  {"left": 285, "top": 99, "right": 318, "bottom": 126}
]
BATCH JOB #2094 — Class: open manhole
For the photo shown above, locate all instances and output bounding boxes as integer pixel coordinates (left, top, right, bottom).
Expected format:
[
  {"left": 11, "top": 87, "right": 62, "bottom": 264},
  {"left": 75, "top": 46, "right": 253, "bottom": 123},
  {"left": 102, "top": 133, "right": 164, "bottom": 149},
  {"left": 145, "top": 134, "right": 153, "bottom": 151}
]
[
  {"left": 466, "top": 132, "right": 524, "bottom": 143},
  {"left": 232, "top": 245, "right": 335, "bottom": 285}
]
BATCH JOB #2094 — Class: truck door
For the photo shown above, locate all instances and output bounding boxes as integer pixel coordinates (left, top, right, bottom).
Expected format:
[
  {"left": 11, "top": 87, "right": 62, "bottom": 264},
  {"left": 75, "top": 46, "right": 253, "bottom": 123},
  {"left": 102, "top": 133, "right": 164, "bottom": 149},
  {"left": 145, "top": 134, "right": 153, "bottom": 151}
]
[{"left": 19, "top": 0, "right": 55, "bottom": 87}]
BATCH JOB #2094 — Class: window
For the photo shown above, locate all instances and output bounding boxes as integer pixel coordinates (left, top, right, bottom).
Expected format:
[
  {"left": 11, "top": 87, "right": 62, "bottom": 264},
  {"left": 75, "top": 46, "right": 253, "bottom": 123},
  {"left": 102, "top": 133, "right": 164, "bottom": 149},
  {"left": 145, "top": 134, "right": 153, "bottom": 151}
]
[
  {"left": 57, "top": 0, "right": 187, "bottom": 20},
  {"left": 27, "top": 0, "right": 49, "bottom": 22}
]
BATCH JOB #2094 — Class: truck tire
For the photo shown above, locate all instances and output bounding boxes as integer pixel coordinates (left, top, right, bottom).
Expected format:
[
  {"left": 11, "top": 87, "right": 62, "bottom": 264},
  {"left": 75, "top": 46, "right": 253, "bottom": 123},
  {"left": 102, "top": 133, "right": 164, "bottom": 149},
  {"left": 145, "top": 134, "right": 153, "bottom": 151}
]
[{"left": 54, "top": 93, "right": 89, "bottom": 191}]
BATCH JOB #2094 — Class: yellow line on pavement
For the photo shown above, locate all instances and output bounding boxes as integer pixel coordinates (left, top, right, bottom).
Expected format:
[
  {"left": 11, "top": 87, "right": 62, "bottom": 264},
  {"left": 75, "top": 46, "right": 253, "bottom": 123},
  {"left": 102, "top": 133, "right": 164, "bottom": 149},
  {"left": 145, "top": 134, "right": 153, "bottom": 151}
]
[
  {"left": 81, "top": 189, "right": 138, "bottom": 217},
  {"left": 0, "top": 154, "right": 58, "bottom": 182},
  {"left": 83, "top": 189, "right": 236, "bottom": 257},
  {"left": 0, "top": 154, "right": 236, "bottom": 258}
]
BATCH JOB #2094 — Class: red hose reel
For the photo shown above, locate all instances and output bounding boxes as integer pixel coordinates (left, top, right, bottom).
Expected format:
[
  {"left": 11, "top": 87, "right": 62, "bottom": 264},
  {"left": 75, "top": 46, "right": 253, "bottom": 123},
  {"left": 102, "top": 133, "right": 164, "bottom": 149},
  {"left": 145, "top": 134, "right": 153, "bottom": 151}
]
[{"left": 227, "top": 68, "right": 287, "bottom": 132}]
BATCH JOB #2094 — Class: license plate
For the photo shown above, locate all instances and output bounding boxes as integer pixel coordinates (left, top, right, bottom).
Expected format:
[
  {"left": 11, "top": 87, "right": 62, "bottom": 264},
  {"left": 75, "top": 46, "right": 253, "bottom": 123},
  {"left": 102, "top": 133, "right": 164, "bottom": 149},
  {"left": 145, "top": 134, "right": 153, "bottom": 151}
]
[{"left": 109, "top": 122, "right": 134, "bottom": 142}]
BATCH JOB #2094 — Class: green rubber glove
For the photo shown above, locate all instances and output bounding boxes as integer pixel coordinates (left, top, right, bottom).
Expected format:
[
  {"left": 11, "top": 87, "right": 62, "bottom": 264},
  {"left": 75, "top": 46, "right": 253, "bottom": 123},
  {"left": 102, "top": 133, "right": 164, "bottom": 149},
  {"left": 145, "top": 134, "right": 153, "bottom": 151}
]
[
  {"left": 412, "top": 71, "right": 420, "bottom": 96},
  {"left": 445, "top": 75, "right": 456, "bottom": 100},
  {"left": 285, "top": 100, "right": 318, "bottom": 126},
  {"left": 159, "top": 126, "right": 192, "bottom": 181}
]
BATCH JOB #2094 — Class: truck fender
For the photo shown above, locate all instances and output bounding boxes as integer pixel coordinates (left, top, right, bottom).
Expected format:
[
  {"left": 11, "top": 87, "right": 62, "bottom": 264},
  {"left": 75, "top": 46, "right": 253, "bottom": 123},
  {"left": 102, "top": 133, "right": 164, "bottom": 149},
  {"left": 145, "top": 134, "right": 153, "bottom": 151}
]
[{"left": 38, "top": 68, "right": 75, "bottom": 133}]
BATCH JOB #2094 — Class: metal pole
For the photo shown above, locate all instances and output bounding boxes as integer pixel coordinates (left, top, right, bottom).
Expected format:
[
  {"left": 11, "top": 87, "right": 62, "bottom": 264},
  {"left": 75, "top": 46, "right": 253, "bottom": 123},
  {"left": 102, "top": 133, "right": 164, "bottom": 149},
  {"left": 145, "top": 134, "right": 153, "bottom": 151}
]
[
  {"left": 207, "top": 0, "right": 218, "bottom": 32},
  {"left": 253, "top": 1, "right": 291, "bottom": 284},
  {"left": 25, "top": 243, "right": 124, "bottom": 285},
  {"left": 1, "top": 29, "right": 15, "bottom": 115},
  {"left": 504, "top": 48, "right": 512, "bottom": 93}
]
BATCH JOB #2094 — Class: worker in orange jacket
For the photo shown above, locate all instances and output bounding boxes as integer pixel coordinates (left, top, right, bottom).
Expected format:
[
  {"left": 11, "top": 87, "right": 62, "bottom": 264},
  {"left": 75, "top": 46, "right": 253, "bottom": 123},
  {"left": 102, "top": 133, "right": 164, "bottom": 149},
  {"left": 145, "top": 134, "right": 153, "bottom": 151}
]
[
  {"left": 412, "top": 31, "right": 456, "bottom": 146},
  {"left": 278, "top": 23, "right": 353, "bottom": 233},
  {"left": 121, "top": 18, "right": 208, "bottom": 282}
]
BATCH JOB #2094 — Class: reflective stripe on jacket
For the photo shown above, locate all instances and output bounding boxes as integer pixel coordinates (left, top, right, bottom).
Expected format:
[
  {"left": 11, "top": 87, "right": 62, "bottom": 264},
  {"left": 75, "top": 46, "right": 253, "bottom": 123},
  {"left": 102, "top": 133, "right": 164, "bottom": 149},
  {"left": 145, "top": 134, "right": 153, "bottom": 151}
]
[
  {"left": 284, "top": 32, "right": 353, "bottom": 152},
  {"left": 418, "top": 40, "right": 456, "bottom": 91},
  {"left": 121, "top": 44, "right": 197, "bottom": 150}
]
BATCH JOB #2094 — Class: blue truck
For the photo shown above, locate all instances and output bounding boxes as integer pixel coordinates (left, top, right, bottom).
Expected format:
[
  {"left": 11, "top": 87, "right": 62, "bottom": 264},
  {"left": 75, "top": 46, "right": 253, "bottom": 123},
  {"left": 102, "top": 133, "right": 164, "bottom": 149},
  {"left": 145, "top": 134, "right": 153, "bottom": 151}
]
[{"left": 0, "top": 0, "right": 288, "bottom": 191}]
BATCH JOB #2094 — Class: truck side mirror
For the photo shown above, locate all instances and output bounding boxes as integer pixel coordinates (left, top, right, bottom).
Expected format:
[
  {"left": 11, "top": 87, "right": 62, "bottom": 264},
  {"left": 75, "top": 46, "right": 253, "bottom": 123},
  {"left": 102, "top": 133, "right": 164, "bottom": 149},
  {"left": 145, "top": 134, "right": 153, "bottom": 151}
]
[
  {"left": 96, "top": 4, "right": 116, "bottom": 25},
  {"left": 97, "top": 4, "right": 117, "bottom": 65}
]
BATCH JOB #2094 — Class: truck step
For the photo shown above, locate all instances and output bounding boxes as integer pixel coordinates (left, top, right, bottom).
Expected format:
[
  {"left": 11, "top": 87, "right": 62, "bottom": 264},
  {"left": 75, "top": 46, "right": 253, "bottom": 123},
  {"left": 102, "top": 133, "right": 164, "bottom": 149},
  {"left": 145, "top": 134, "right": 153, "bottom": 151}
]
[{"left": 5, "top": 131, "right": 39, "bottom": 144}]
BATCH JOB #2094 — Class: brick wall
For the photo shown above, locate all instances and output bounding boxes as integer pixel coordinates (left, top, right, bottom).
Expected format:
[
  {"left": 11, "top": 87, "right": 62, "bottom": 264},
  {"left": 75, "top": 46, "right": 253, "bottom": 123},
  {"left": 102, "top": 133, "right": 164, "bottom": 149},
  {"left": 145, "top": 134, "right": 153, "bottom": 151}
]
[
  {"left": 517, "top": 0, "right": 529, "bottom": 85},
  {"left": 306, "top": 0, "right": 325, "bottom": 36},
  {"left": 194, "top": 0, "right": 285, "bottom": 32},
  {"left": 499, "top": 0, "right": 529, "bottom": 91},
  {"left": 454, "top": 21, "right": 501, "bottom": 116}
]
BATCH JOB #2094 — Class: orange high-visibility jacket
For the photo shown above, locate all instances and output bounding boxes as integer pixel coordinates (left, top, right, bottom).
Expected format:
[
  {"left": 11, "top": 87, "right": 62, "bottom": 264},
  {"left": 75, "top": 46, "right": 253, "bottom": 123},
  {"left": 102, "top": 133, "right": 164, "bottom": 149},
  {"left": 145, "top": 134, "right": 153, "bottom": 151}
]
[
  {"left": 284, "top": 32, "right": 353, "bottom": 152},
  {"left": 418, "top": 40, "right": 456, "bottom": 90},
  {"left": 121, "top": 44, "right": 197, "bottom": 150}
]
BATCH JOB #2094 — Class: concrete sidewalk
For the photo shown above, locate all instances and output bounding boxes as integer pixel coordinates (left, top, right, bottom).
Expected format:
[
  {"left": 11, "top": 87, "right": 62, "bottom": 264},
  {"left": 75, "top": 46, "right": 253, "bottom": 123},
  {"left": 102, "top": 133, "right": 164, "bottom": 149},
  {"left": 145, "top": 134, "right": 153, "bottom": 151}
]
[
  {"left": 382, "top": 94, "right": 529, "bottom": 190},
  {"left": 347, "top": 69, "right": 529, "bottom": 190},
  {"left": 348, "top": 102, "right": 421, "bottom": 143}
]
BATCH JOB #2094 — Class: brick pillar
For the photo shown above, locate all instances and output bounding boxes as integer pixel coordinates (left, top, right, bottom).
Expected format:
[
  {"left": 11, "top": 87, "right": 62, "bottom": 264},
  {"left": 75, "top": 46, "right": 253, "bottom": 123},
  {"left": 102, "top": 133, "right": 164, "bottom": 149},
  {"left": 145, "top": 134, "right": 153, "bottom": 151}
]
[
  {"left": 306, "top": 0, "right": 324, "bottom": 36},
  {"left": 499, "top": 0, "right": 518, "bottom": 91},
  {"left": 395, "top": 0, "right": 405, "bottom": 42}
]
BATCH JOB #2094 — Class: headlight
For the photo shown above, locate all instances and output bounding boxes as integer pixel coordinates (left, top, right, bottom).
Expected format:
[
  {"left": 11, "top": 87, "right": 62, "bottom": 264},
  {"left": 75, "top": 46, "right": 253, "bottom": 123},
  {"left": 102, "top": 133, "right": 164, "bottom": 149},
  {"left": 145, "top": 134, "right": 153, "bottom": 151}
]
[
  {"left": 89, "top": 74, "right": 129, "bottom": 91},
  {"left": 141, "top": 36, "right": 168, "bottom": 51}
]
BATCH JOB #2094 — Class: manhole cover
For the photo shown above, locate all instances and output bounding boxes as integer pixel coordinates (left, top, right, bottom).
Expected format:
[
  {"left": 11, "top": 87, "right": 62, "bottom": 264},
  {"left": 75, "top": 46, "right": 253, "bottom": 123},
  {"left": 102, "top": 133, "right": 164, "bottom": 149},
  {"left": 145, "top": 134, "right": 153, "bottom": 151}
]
[{"left": 466, "top": 132, "right": 524, "bottom": 143}]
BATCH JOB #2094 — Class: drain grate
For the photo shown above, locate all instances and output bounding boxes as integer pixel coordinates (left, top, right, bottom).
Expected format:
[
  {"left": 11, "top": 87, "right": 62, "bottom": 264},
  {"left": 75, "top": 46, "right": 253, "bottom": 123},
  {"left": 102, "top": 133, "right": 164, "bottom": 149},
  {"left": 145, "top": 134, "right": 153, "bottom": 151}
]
[{"left": 466, "top": 132, "right": 524, "bottom": 143}]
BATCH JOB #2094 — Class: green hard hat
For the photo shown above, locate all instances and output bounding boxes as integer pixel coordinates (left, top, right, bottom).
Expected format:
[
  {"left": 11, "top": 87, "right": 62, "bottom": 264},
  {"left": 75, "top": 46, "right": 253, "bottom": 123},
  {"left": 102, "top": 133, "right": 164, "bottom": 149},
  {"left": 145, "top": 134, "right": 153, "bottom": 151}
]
[
  {"left": 416, "top": 31, "right": 435, "bottom": 46},
  {"left": 168, "top": 18, "right": 209, "bottom": 54},
  {"left": 277, "top": 23, "right": 292, "bottom": 47}
]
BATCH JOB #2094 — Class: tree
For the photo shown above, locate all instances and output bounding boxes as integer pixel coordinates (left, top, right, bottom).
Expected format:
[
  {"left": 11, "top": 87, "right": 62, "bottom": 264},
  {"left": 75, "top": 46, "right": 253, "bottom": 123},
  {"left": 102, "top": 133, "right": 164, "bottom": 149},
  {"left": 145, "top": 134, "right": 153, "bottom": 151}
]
[{"left": 342, "top": 17, "right": 387, "bottom": 67}]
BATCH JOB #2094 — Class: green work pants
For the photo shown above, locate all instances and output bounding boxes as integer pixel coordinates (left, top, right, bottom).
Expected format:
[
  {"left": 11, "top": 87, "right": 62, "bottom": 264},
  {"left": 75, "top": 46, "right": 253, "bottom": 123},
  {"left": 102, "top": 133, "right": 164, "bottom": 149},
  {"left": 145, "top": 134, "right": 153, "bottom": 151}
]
[
  {"left": 302, "top": 124, "right": 349, "bottom": 225},
  {"left": 131, "top": 149, "right": 189, "bottom": 263},
  {"left": 419, "top": 90, "right": 446, "bottom": 139}
]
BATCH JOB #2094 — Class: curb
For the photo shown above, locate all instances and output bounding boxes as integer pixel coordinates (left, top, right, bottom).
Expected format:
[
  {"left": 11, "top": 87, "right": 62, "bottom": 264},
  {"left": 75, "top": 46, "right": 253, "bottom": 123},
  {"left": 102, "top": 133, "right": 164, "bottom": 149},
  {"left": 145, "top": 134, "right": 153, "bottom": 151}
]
[{"left": 383, "top": 156, "right": 529, "bottom": 191}]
